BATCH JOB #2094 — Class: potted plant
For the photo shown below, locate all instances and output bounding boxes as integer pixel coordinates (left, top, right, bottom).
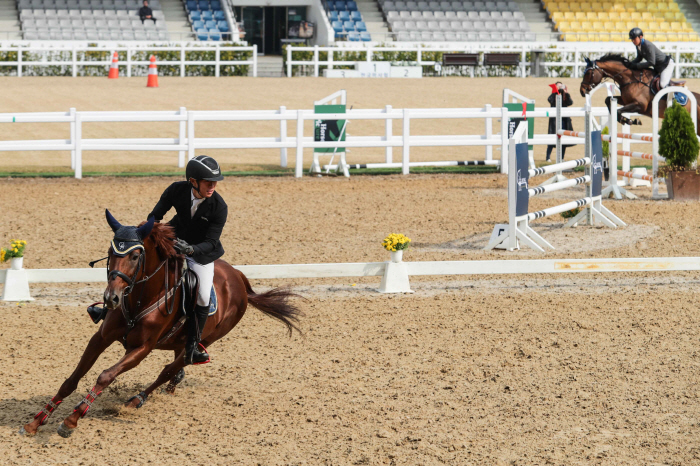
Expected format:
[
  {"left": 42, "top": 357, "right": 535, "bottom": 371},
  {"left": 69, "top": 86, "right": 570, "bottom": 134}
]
[
  {"left": 601, "top": 126, "right": 610, "bottom": 181},
  {"left": 1, "top": 239, "right": 27, "bottom": 270},
  {"left": 659, "top": 101, "right": 700, "bottom": 200},
  {"left": 382, "top": 233, "right": 411, "bottom": 262}
]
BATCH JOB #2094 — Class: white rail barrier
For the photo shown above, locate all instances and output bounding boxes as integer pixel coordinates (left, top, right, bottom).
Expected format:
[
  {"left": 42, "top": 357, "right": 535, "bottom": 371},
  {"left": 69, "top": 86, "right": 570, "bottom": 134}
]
[
  {"left": 0, "top": 101, "right": 653, "bottom": 179},
  {"left": 4, "top": 256, "right": 700, "bottom": 300},
  {"left": 0, "top": 42, "right": 257, "bottom": 78}
]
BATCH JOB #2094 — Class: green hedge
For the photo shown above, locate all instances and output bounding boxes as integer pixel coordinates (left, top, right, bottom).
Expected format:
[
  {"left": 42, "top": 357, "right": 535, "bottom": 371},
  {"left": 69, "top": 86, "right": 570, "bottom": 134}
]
[{"left": 0, "top": 44, "right": 252, "bottom": 77}]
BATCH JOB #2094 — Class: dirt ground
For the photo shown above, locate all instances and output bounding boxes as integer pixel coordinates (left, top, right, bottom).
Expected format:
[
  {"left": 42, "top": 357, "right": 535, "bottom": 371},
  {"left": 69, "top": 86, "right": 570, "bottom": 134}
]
[
  {"left": 2, "top": 173, "right": 700, "bottom": 464},
  {"left": 0, "top": 76, "right": 685, "bottom": 173}
]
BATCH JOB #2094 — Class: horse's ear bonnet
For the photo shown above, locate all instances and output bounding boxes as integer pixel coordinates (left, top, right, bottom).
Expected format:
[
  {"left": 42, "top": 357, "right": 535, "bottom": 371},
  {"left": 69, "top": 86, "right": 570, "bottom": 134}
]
[
  {"left": 584, "top": 57, "right": 593, "bottom": 68},
  {"left": 105, "top": 209, "right": 155, "bottom": 256}
]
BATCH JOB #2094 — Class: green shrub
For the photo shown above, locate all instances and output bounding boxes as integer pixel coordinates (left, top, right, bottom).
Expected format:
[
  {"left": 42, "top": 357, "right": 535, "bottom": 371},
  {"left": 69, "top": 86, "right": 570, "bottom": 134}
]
[
  {"left": 601, "top": 126, "right": 609, "bottom": 159},
  {"left": 659, "top": 101, "right": 699, "bottom": 170}
]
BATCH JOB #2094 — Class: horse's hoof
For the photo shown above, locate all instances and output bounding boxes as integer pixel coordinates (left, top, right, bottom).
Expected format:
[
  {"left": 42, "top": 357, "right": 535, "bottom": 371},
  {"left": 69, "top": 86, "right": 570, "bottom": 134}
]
[
  {"left": 57, "top": 422, "right": 73, "bottom": 438},
  {"left": 18, "top": 427, "right": 27, "bottom": 436},
  {"left": 125, "top": 391, "right": 147, "bottom": 409}
]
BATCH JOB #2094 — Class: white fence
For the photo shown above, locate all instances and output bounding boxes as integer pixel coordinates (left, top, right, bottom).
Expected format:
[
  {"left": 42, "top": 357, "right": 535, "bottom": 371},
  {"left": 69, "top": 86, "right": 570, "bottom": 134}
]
[
  {"left": 0, "top": 42, "right": 257, "bottom": 77},
  {"left": 286, "top": 42, "right": 700, "bottom": 78}
]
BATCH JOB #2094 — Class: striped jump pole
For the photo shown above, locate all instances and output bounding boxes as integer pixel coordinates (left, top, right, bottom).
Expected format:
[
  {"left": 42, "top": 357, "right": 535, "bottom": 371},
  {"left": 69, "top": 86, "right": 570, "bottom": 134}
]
[
  {"left": 617, "top": 170, "right": 654, "bottom": 182},
  {"left": 601, "top": 99, "right": 635, "bottom": 199}
]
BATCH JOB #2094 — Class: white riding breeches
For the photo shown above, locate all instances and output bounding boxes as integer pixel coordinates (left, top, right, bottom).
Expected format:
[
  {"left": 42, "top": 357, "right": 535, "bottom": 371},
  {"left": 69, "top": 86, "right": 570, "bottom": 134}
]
[
  {"left": 186, "top": 257, "right": 215, "bottom": 306},
  {"left": 660, "top": 59, "right": 675, "bottom": 88}
]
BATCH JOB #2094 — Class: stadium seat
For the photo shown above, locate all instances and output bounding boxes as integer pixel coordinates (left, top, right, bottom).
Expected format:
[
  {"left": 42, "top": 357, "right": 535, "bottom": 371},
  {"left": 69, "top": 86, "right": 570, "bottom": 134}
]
[
  {"left": 329, "top": 10, "right": 338, "bottom": 21},
  {"left": 355, "top": 21, "right": 366, "bottom": 31},
  {"left": 351, "top": 10, "right": 362, "bottom": 21},
  {"left": 214, "top": 10, "right": 224, "bottom": 20},
  {"left": 196, "top": 28, "right": 208, "bottom": 40},
  {"left": 339, "top": 10, "right": 350, "bottom": 21},
  {"left": 343, "top": 20, "right": 355, "bottom": 31},
  {"left": 198, "top": 0, "right": 209, "bottom": 10},
  {"left": 186, "top": 0, "right": 197, "bottom": 10},
  {"left": 201, "top": 10, "right": 212, "bottom": 20},
  {"left": 348, "top": 31, "right": 360, "bottom": 40},
  {"left": 347, "top": 0, "right": 358, "bottom": 11},
  {"left": 211, "top": 0, "right": 221, "bottom": 10},
  {"left": 190, "top": 10, "right": 200, "bottom": 20},
  {"left": 217, "top": 20, "right": 228, "bottom": 31},
  {"left": 332, "top": 20, "right": 343, "bottom": 33}
]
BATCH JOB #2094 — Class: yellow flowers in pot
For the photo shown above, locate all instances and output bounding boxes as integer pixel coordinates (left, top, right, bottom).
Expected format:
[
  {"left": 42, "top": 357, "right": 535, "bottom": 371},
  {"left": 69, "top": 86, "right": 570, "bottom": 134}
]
[{"left": 382, "top": 233, "right": 411, "bottom": 252}]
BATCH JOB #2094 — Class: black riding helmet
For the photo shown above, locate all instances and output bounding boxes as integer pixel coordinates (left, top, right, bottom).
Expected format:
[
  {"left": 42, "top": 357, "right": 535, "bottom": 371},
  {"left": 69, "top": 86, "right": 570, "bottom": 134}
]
[
  {"left": 185, "top": 155, "right": 224, "bottom": 182},
  {"left": 629, "top": 27, "right": 643, "bottom": 40}
]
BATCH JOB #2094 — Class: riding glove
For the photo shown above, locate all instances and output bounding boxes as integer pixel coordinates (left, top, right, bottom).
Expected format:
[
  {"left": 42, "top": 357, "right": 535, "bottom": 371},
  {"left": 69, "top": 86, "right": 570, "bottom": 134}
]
[{"left": 174, "top": 238, "right": 194, "bottom": 256}]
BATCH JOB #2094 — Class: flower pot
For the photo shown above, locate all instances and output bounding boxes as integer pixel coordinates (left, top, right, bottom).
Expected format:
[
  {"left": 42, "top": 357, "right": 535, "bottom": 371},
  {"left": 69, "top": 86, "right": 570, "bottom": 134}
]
[
  {"left": 10, "top": 256, "right": 23, "bottom": 270},
  {"left": 665, "top": 170, "right": 700, "bottom": 201},
  {"left": 390, "top": 250, "right": 403, "bottom": 263}
]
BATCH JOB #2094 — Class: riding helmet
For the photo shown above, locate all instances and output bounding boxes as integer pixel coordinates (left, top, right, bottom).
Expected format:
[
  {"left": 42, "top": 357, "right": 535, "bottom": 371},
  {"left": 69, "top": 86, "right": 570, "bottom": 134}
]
[
  {"left": 185, "top": 155, "right": 224, "bottom": 182},
  {"left": 629, "top": 27, "right": 643, "bottom": 40}
]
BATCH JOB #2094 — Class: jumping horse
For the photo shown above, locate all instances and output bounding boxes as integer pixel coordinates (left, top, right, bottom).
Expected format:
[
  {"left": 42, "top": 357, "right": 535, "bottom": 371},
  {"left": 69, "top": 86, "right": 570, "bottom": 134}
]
[
  {"left": 20, "top": 210, "right": 302, "bottom": 438},
  {"left": 580, "top": 53, "right": 700, "bottom": 135}
]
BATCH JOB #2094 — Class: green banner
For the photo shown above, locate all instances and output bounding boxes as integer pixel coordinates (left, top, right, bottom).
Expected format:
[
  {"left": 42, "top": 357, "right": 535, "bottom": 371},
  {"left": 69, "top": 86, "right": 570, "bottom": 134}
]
[
  {"left": 505, "top": 102, "right": 534, "bottom": 150},
  {"left": 314, "top": 104, "right": 346, "bottom": 153}
]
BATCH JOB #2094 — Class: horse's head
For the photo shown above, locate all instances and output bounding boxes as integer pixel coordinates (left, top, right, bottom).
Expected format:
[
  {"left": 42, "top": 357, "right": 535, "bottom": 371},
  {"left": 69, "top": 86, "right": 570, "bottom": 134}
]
[
  {"left": 103, "top": 209, "right": 155, "bottom": 310},
  {"left": 580, "top": 57, "right": 603, "bottom": 97}
]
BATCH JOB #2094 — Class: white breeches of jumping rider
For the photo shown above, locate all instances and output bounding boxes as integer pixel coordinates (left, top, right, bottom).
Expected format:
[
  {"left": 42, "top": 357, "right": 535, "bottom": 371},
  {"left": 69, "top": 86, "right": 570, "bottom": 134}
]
[
  {"left": 186, "top": 257, "right": 214, "bottom": 306},
  {"left": 660, "top": 59, "right": 675, "bottom": 88}
]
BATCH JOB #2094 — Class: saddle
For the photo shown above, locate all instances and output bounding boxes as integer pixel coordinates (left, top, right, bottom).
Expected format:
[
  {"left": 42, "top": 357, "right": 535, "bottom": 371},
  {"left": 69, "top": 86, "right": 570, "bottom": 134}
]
[{"left": 651, "top": 76, "right": 686, "bottom": 94}]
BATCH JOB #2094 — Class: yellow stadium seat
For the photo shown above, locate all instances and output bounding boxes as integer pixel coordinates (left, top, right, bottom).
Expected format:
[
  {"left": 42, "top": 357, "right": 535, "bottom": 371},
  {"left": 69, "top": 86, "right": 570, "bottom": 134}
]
[
  {"left": 586, "top": 12, "right": 598, "bottom": 20},
  {"left": 601, "top": 2, "right": 613, "bottom": 10},
  {"left": 663, "top": 11, "right": 674, "bottom": 20},
  {"left": 556, "top": 2, "right": 569, "bottom": 11},
  {"left": 638, "top": 20, "right": 650, "bottom": 29},
  {"left": 567, "top": 2, "right": 580, "bottom": 11},
  {"left": 593, "top": 20, "right": 605, "bottom": 30},
  {"left": 655, "top": 32, "right": 667, "bottom": 41},
  {"left": 581, "top": 20, "right": 593, "bottom": 31},
  {"left": 615, "top": 20, "right": 627, "bottom": 30},
  {"left": 552, "top": 12, "right": 564, "bottom": 21},
  {"left": 591, "top": 3, "right": 604, "bottom": 12},
  {"left": 608, "top": 11, "right": 622, "bottom": 20},
  {"left": 557, "top": 21, "right": 569, "bottom": 31},
  {"left": 625, "top": 21, "right": 637, "bottom": 29},
  {"left": 564, "top": 11, "right": 576, "bottom": 19},
  {"left": 659, "top": 21, "right": 671, "bottom": 30},
  {"left": 598, "top": 31, "right": 611, "bottom": 41},
  {"left": 682, "top": 22, "right": 693, "bottom": 31},
  {"left": 624, "top": 3, "right": 636, "bottom": 12},
  {"left": 570, "top": 20, "right": 583, "bottom": 30},
  {"left": 669, "top": 2, "right": 680, "bottom": 11},
  {"left": 657, "top": 2, "right": 669, "bottom": 12},
  {"left": 603, "top": 20, "right": 616, "bottom": 30},
  {"left": 648, "top": 21, "right": 661, "bottom": 31},
  {"left": 647, "top": 3, "right": 658, "bottom": 13},
  {"left": 635, "top": 2, "right": 646, "bottom": 11},
  {"left": 575, "top": 11, "right": 587, "bottom": 19},
  {"left": 670, "top": 21, "right": 682, "bottom": 30},
  {"left": 674, "top": 12, "right": 685, "bottom": 21},
  {"left": 612, "top": 3, "right": 626, "bottom": 11},
  {"left": 630, "top": 12, "right": 642, "bottom": 20},
  {"left": 580, "top": 2, "right": 592, "bottom": 12},
  {"left": 642, "top": 12, "right": 653, "bottom": 20},
  {"left": 666, "top": 32, "right": 679, "bottom": 41},
  {"left": 645, "top": 32, "right": 656, "bottom": 40}
]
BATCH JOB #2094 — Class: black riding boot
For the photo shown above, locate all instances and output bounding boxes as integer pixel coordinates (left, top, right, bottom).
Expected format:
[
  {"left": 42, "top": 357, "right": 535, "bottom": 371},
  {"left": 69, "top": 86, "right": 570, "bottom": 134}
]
[{"left": 184, "top": 305, "right": 210, "bottom": 365}]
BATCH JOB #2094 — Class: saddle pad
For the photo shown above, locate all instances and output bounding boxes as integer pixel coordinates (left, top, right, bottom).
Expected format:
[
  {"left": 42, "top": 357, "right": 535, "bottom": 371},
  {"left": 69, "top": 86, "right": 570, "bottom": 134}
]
[
  {"left": 209, "top": 286, "right": 218, "bottom": 316},
  {"left": 674, "top": 93, "right": 688, "bottom": 106}
]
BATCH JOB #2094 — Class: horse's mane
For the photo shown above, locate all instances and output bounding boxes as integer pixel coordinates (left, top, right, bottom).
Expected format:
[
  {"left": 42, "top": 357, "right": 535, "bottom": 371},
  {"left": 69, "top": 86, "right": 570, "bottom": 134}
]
[
  {"left": 596, "top": 54, "right": 631, "bottom": 66},
  {"left": 139, "top": 221, "right": 179, "bottom": 259}
]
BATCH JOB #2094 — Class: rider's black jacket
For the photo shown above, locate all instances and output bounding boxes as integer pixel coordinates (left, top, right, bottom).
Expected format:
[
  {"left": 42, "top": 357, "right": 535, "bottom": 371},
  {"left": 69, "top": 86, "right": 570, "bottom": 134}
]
[
  {"left": 631, "top": 39, "right": 670, "bottom": 74},
  {"left": 149, "top": 180, "right": 228, "bottom": 265}
]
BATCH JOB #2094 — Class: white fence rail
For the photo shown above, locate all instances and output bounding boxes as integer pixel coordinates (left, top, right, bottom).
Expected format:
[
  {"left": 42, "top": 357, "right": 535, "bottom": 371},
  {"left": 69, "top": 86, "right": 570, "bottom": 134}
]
[
  {"left": 0, "top": 42, "right": 257, "bottom": 77},
  {"left": 0, "top": 103, "right": 651, "bottom": 178},
  {"left": 286, "top": 42, "right": 700, "bottom": 78}
]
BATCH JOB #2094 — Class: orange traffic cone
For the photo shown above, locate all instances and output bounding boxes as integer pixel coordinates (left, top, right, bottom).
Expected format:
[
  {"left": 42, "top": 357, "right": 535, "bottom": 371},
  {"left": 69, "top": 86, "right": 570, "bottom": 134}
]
[
  {"left": 108, "top": 51, "right": 119, "bottom": 79},
  {"left": 146, "top": 55, "right": 158, "bottom": 88}
]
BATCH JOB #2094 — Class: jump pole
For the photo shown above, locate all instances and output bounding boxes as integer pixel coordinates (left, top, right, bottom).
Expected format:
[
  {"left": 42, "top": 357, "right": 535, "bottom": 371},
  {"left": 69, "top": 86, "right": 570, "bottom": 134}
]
[
  {"left": 539, "top": 93, "right": 567, "bottom": 186},
  {"left": 602, "top": 98, "right": 636, "bottom": 200}
]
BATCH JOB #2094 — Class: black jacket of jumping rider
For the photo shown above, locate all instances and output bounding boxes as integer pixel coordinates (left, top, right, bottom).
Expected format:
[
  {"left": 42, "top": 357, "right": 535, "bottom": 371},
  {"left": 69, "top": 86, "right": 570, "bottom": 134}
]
[
  {"left": 148, "top": 180, "right": 228, "bottom": 265},
  {"left": 629, "top": 38, "right": 670, "bottom": 74}
]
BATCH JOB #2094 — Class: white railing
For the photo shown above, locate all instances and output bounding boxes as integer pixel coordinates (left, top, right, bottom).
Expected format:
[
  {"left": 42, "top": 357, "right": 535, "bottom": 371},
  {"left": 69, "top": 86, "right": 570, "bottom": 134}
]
[
  {"left": 0, "top": 41, "right": 257, "bottom": 77},
  {"left": 0, "top": 103, "right": 652, "bottom": 178},
  {"left": 286, "top": 42, "right": 700, "bottom": 79}
]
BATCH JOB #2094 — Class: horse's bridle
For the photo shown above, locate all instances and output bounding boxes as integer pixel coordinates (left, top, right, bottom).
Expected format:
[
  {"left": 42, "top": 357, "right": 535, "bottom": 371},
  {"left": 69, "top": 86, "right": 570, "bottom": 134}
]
[{"left": 582, "top": 60, "right": 644, "bottom": 94}]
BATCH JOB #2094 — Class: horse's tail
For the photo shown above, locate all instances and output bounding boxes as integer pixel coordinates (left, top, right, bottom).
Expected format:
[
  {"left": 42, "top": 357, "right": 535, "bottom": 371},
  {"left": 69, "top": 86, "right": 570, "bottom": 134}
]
[{"left": 240, "top": 273, "right": 303, "bottom": 336}]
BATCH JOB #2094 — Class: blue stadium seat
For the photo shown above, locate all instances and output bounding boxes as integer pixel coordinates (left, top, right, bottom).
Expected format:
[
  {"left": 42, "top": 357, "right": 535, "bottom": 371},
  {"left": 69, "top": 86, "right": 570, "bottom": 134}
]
[
  {"left": 186, "top": 0, "right": 197, "bottom": 10},
  {"left": 329, "top": 10, "right": 338, "bottom": 21},
  {"left": 196, "top": 28, "right": 208, "bottom": 40},
  {"left": 355, "top": 21, "right": 366, "bottom": 31},
  {"left": 210, "top": 0, "right": 221, "bottom": 10},
  {"left": 343, "top": 20, "right": 355, "bottom": 31},
  {"left": 338, "top": 10, "right": 350, "bottom": 21},
  {"left": 331, "top": 20, "right": 343, "bottom": 33},
  {"left": 198, "top": 0, "right": 209, "bottom": 10},
  {"left": 213, "top": 10, "right": 224, "bottom": 20},
  {"left": 209, "top": 29, "right": 221, "bottom": 40},
  {"left": 217, "top": 20, "right": 229, "bottom": 31},
  {"left": 327, "top": 2, "right": 336, "bottom": 9},
  {"left": 335, "top": 1, "right": 346, "bottom": 10},
  {"left": 350, "top": 10, "right": 361, "bottom": 21},
  {"left": 360, "top": 32, "right": 371, "bottom": 41},
  {"left": 205, "top": 19, "right": 217, "bottom": 29},
  {"left": 347, "top": 1, "right": 358, "bottom": 11},
  {"left": 347, "top": 31, "right": 360, "bottom": 41},
  {"left": 193, "top": 19, "right": 204, "bottom": 29},
  {"left": 190, "top": 10, "right": 201, "bottom": 20},
  {"left": 201, "top": 10, "right": 212, "bottom": 20}
]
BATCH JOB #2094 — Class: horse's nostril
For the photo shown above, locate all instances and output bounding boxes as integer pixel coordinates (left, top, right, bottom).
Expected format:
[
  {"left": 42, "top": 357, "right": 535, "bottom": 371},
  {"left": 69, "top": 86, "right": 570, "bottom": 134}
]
[{"left": 111, "top": 295, "right": 119, "bottom": 306}]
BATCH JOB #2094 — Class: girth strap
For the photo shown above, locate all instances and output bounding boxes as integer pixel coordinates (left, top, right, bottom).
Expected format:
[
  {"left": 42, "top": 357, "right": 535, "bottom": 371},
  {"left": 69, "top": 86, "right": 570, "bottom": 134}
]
[{"left": 131, "top": 284, "right": 180, "bottom": 324}]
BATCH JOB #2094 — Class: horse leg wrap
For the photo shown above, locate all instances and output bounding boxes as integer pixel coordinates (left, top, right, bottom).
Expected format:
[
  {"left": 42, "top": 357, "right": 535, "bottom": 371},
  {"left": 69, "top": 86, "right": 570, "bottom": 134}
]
[
  {"left": 74, "top": 386, "right": 102, "bottom": 418},
  {"left": 126, "top": 391, "right": 148, "bottom": 409},
  {"left": 34, "top": 397, "right": 62, "bottom": 426},
  {"left": 165, "top": 368, "right": 185, "bottom": 394}
]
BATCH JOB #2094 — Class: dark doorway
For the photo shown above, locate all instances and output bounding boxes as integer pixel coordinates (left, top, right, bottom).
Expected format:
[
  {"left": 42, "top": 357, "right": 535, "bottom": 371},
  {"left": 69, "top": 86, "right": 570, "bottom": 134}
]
[{"left": 235, "top": 6, "right": 307, "bottom": 56}]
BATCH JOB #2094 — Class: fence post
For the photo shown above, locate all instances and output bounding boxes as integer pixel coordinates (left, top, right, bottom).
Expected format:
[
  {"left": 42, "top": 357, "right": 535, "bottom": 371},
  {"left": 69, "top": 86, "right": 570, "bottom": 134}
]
[
  {"left": 280, "top": 106, "right": 288, "bottom": 167},
  {"left": 328, "top": 48, "right": 334, "bottom": 71},
  {"left": 252, "top": 44, "right": 258, "bottom": 77},
  {"left": 574, "top": 49, "right": 579, "bottom": 78},
  {"left": 385, "top": 104, "right": 392, "bottom": 164},
  {"left": 75, "top": 113, "right": 82, "bottom": 179},
  {"left": 287, "top": 45, "right": 292, "bottom": 77},
  {"left": 17, "top": 45, "right": 22, "bottom": 77},
  {"left": 178, "top": 107, "right": 187, "bottom": 168},
  {"left": 215, "top": 44, "right": 220, "bottom": 78},
  {"left": 402, "top": 108, "right": 410, "bottom": 175},
  {"left": 127, "top": 46, "right": 132, "bottom": 77},
  {"left": 520, "top": 48, "right": 526, "bottom": 78},
  {"left": 484, "top": 104, "right": 492, "bottom": 161},
  {"left": 500, "top": 106, "right": 508, "bottom": 174},
  {"left": 556, "top": 93, "right": 562, "bottom": 171},
  {"left": 295, "top": 110, "right": 304, "bottom": 178},
  {"left": 187, "top": 111, "right": 195, "bottom": 162},
  {"left": 314, "top": 45, "right": 319, "bottom": 77},
  {"left": 72, "top": 44, "right": 77, "bottom": 77},
  {"left": 675, "top": 50, "right": 680, "bottom": 79},
  {"left": 416, "top": 44, "right": 422, "bottom": 69},
  {"left": 70, "top": 108, "right": 76, "bottom": 170},
  {"left": 366, "top": 47, "right": 372, "bottom": 63},
  {"left": 180, "top": 43, "right": 185, "bottom": 77},
  {"left": 584, "top": 98, "right": 592, "bottom": 224},
  {"left": 610, "top": 98, "right": 618, "bottom": 190}
]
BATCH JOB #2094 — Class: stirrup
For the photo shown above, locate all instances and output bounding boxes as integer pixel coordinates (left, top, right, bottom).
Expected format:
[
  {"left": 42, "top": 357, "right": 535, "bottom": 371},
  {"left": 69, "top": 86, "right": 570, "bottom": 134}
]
[{"left": 192, "top": 343, "right": 211, "bottom": 365}]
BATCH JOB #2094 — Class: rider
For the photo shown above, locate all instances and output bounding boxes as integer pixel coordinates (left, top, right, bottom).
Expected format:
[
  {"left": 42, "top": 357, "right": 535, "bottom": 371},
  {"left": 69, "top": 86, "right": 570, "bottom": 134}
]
[
  {"left": 628, "top": 28, "right": 674, "bottom": 91},
  {"left": 148, "top": 155, "right": 228, "bottom": 365}
]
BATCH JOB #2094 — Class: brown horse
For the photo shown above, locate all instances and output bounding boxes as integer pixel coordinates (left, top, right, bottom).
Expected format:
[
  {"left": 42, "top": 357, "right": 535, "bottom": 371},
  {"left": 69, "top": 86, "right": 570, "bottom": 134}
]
[
  {"left": 20, "top": 210, "right": 302, "bottom": 438},
  {"left": 580, "top": 54, "right": 700, "bottom": 134}
]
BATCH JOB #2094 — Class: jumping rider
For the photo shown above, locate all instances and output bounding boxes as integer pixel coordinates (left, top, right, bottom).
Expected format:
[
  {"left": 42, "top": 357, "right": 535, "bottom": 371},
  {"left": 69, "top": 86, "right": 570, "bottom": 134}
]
[
  {"left": 149, "top": 155, "right": 227, "bottom": 365},
  {"left": 628, "top": 27, "right": 674, "bottom": 91}
]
